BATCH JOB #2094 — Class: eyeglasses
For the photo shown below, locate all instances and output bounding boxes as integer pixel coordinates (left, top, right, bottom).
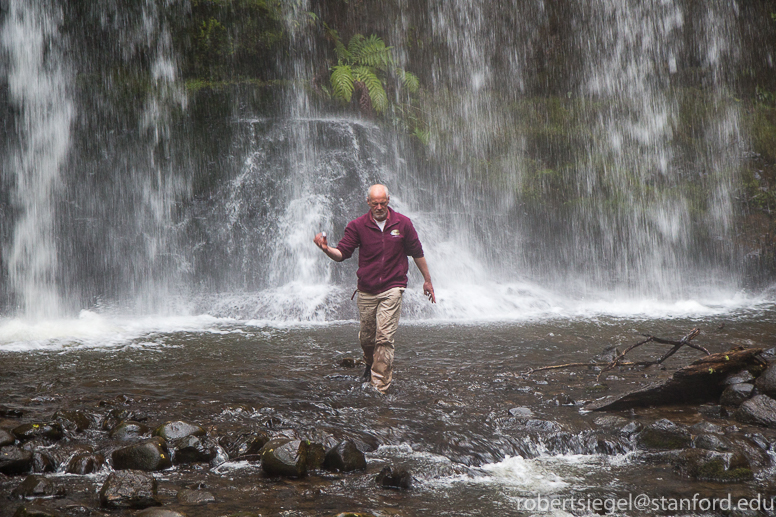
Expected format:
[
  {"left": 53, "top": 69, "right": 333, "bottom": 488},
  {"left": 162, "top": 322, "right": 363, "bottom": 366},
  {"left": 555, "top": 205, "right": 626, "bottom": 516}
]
[{"left": 368, "top": 200, "right": 388, "bottom": 208}]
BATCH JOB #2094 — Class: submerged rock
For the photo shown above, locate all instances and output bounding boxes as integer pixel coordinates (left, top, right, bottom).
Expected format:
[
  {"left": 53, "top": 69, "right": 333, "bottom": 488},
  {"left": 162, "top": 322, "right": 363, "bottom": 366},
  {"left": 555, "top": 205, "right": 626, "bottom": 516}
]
[
  {"left": 1, "top": 446, "right": 33, "bottom": 475},
  {"left": 735, "top": 394, "right": 776, "bottom": 428},
  {"left": 260, "top": 438, "right": 308, "bottom": 477},
  {"left": 51, "top": 410, "right": 92, "bottom": 432},
  {"left": 99, "top": 470, "right": 160, "bottom": 509},
  {"left": 219, "top": 431, "right": 270, "bottom": 460},
  {"left": 173, "top": 436, "right": 216, "bottom": 464},
  {"left": 324, "top": 440, "right": 366, "bottom": 472},
  {"left": 66, "top": 453, "right": 105, "bottom": 475},
  {"left": 112, "top": 438, "right": 172, "bottom": 471},
  {"left": 136, "top": 509, "right": 187, "bottom": 517},
  {"left": 637, "top": 419, "right": 692, "bottom": 450},
  {"left": 177, "top": 488, "right": 216, "bottom": 505},
  {"left": 720, "top": 383, "right": 754, "bottom": 407},
  {"left": 12, "top": 505, "right": 63, "bottom": 517},
  {"left": 375, "top": 466, "right": 412, "bottom": 489},
  {"left": 10, "top": 475, "right": 65, "bottom": 499},
  {"left": 674, "top": 449, "right": 753, "bottom": 482},
  {"left": 12, "top": 423, "right": 63, "bottom": 443},
  {"left": 153, "top": 421, "right": 206, "bottom": 441},
  {"left": 0, "top": 429, "right": 15, "bottom": 446},
  {"left": 109, "top": 420, "right": 151, "bottom": 441}
]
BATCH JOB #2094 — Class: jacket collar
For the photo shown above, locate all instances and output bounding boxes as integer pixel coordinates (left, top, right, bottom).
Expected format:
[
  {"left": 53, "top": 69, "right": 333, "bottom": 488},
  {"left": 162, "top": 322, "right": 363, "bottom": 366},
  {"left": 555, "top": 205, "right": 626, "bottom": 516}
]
[{"left": 367, "top": 206, "right": 398, "bottom": 230}]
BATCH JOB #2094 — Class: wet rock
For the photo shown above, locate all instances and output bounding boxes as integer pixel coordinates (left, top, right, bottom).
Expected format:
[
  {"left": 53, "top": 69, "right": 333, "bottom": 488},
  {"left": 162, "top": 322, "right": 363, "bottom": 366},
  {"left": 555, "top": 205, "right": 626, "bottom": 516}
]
[
  {"left": 109, "top": 420, "right": 151, "bottom": 441},
  {"left": 334, "top": 514, "right": 377, "bottom": 517},
  {"left": 112, "top": 438, "right": 172, "bottom": 471},
  {"left": 731, "top": 436, "right": 772, "bottom": 469},
  {"left": 306, "top": 442, "right": 326, "bottom": 470},
  {"left": 12, "top": 505, "right": 63, "bottom": 517},
  {"left": 135, "top": 509, "right": 187, "bottom": 517},
  {"left": 153, "top": 421, "right": 206, "bottom": 442},
  {"left": 66, "top": 453, "right": 105, "bottom": 475},
  {"left": 219, "top": 431, "right": 270, "bottom": 460},
  {"left": 720, "top": 383, "right": 754, "bottom": 407},
  {"left": 375, "top": 466, "right": 412, "bottom": 489},
  {"left": 693, "top": 434, "right": 731, "bottom": 452},
  {"left": 102, "top": 409, "right": 133, "bottom": 431},
  {"left": 99, "top": 470, "right": 161, "bottom": 509},
  {"left": 593, "top": 415, "right": 629, "bottom": 429},
  {"left": 524, "top": 419, "right": 561, "bottom": 433},
  {"left": 11, "top": 475, "right": 65, "bottom": 499},
  {"left": 724, "top": 370, "right": 755, "bottom": 385},
  {"left": 754, "top": 363, "right": 776, "bottom": 397},
  {"left": 735, "top": 394, "right": 776, "bottom": 428},
  {"left": 177, "top": 488, "right": 216, "bottom": 505},
  {"left": 260, "top": 438, "right": 308, "bottom": 477},
  {"left": 324, "top": 440, "right": 367, "bottom": 472},
  {"left": 549, "top": 393, "right": 575, "bottom": 406},
  {"left": 637, "top": 419, "right": 692, "bottom": 450},
  {"left": 30, "top": 451, "right": 55, "bottom": 473},
  {"left": 0, "top": 406, "right": 24, "bottom": 418},
  {"left": 209, "top": 444, "right": 229, "bottom": 468},
  {"left": 1, "top": 428, "right": 16, "bottom": 446},
  {"left": 674, "top": 449, "right": 753, "bottom": 482},
  {"left": 620, "top": 421, "right": 642, "bottom": 436},
  {"left": 508, "top": 407, "right": 533, "bottom": 420},
  {"left": 12, "top": 423, "right": 63, "bottom": 443},
  {"left": 173, "top": 435, "right": 215, "bottom": 464},
  {"left": 339, "top": 356, "right": 356, "bottom": 368},
  {"left": 1, "top": 446, "right": 34, "bottom": 475},
  {"left": 690, "top": 421, "right": 723, "bottom": 435},
  {"left": 51, "top": 410, "right": 92, "bottom": 432}
]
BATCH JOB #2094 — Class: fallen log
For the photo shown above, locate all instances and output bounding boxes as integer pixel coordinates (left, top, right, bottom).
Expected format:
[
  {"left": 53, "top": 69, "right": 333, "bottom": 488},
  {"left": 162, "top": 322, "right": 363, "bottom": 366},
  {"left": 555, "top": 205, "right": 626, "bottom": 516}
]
[{"left": 586, "top": 347, "right": 766, "bottom": 411}]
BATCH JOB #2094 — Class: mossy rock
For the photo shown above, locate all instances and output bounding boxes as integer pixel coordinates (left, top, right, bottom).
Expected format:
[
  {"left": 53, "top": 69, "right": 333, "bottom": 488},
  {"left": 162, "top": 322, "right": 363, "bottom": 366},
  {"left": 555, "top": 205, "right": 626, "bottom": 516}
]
[
  {"left": 675, "top": 449, "right": 754, "bottom": 482},
  {"left": 12, "top": 423, "right": 63, "bottom": 443},
  {"left": 112, "top": 439, "right": 172, "bottom": 471},
  {"left": 259, "top": 438, "right": 308, "bottom": 478},
  {"left": 51, "top": 410, "right": 92, "bottom": 432},
  {"left": 637, "top": 419, "right": 692, "bottom": 450}
]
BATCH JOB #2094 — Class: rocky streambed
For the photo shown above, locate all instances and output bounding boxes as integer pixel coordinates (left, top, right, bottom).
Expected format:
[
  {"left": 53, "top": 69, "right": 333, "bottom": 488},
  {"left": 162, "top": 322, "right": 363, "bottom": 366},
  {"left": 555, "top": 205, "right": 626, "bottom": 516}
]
[{"left": 2, "top": 318, "right": 776, "bottom": 516}]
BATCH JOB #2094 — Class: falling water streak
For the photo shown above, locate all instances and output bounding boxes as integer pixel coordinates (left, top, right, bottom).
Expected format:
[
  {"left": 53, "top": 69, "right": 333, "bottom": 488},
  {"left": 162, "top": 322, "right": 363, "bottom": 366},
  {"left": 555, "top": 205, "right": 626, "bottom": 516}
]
[{"left": 1, "top": 0, "right": 74, "bottom": 319}]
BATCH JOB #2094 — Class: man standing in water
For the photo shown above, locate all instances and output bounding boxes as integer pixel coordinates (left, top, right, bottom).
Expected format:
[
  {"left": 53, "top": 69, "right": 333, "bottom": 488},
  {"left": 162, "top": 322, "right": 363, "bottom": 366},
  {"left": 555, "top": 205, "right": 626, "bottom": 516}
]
[{"left": 313, "top": 184, "right": 435, "bottom": 393}]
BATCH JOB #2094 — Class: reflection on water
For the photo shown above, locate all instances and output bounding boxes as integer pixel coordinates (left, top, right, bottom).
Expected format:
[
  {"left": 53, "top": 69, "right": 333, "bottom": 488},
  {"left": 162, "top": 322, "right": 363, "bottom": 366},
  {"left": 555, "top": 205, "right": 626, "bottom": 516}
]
[{"left": 1, "top": 307, "right": 776, "bottom": 515}]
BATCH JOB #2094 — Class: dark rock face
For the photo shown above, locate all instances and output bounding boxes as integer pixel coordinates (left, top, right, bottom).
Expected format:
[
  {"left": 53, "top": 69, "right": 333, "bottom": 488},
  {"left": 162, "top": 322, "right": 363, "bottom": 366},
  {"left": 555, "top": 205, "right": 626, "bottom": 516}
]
[
  {"left": 724, "top": 370, "right": 755, "bottom": 385},
  {"left": 153, "top": 421, "right": 206, "bottom": 441},
  {"left": 0, "top": 429, "right": 15, "bottom": 446},
  {"left": 99, "top": 470, "right": 161, "bottom": 509},
  {"left": 66, "top": 453, "right": 105, "bottom": 475},
  {"left": 51, "top": 410, "right": 92, "bottom": 432},
  {"left": 324, "top": 440, "right": 366, "bottom": 472},
  {"left": 306, "top": 442, "right": 326, "bottom": 470},
  {"left": 112, "top": 439, "right": 172, "bottom": 471},
  {"left": 109, "top": 421, "right": 151, "bottom": 441},
  {"left": 260, "top": 438, "right": 308, "bottom": 477},
  {"left": 592, "top": 415, "right": 629, "bottom": 429},
  {"left": 754, "top": 363, "right": 776, "bottom": 397},
  {"left": 10, "top": 475, "right": 65, "bottom": 499},
  {"left": 735, "top": 394, "right": 776, "bottom": 428},
  {"left": 12, "top": 423, "right": 63, "bottom": 443},
  {"left": 720, "top": 383, "right": 754, "bottom": 407},
  {"left": 173, "top": 435, "right": 215, "bottom": 464},
  {"left": 375, "top": 466, "right": 412, "bottom": 489},
  {"left": 674, "top": 449, "right": 753, "bottom": 482},
  {"left": 177, "top": 488, "right": 216, "bottom": 505},
  {"left": 30, "top": 451, "right": 55, "bottom": 474},
  {"left": 219, "top": 431, "right": 270, "bottom": 460},
  {"left": 0, "top": 446, "right": 34, "bottom": 475},
  {"left": 637, "top": 419, "right": 692, "bottom": 450},
  {"left": 693, "top": 434, "right": 731, "bottom": 452}
]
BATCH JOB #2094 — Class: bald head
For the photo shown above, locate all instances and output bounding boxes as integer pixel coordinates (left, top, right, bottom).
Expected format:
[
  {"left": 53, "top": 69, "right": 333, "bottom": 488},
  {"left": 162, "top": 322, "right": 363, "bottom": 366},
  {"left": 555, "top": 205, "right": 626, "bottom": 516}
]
[
  {"left": 367, "top": 184, "right": 389, "bottom": 201},
  {"left": 366, "top": 184, "right": 390, "bottom": 222}
]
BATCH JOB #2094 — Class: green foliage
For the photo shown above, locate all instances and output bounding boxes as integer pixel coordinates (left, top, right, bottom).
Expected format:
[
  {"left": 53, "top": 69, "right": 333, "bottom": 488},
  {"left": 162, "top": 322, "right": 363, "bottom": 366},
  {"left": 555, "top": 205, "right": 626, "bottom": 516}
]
[{"left": 327, "top": 32, "right": 419, "bottom": 116}]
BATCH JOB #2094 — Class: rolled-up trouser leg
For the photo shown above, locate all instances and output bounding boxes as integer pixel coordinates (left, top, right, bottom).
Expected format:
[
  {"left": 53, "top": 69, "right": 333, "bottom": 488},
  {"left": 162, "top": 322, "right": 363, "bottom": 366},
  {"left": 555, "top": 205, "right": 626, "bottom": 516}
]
[{"left": 357, "top": 287, "right": 404, "bottom": 392}]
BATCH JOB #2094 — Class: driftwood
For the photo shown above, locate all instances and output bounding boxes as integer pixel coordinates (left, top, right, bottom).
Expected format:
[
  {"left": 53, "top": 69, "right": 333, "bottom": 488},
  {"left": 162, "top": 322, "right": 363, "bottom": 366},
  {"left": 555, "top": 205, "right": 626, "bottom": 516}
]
[
  {"left": 586, "top": 347, "right": 766, "bottom": 411},
  {"left": 527, "top": 328, "right": 710, "bottom": 379}
]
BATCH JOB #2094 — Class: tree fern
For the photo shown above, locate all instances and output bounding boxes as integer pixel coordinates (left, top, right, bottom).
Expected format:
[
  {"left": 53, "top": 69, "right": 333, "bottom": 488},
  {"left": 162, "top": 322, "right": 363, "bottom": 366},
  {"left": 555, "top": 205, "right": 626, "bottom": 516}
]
[
  {"left": 330, "top": 65, "right": 354, "bottom": 102},
  {"left": 353, "top": 66, "right": 387, "bottom": 113}
]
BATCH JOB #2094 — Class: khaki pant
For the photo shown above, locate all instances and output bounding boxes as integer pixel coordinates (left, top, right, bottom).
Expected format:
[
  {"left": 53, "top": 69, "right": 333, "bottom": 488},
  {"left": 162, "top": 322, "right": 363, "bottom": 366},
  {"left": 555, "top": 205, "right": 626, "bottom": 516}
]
[{"left": 357, "top": 287, "right": 404, "bottom": 393}]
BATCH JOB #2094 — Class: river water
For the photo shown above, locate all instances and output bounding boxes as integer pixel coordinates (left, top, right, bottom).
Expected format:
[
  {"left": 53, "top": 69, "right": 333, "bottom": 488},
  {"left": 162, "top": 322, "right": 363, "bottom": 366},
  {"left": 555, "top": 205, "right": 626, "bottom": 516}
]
[{"left": 2, "top": 297, "right": 776, "bottom": 516}]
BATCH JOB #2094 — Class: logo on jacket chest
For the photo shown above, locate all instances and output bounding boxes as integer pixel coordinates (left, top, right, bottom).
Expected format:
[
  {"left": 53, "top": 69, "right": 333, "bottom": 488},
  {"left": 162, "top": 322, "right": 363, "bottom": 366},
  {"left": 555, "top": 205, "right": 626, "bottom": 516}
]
[{"left": 390, "top": 229, "right": 402, "bottom": 237}]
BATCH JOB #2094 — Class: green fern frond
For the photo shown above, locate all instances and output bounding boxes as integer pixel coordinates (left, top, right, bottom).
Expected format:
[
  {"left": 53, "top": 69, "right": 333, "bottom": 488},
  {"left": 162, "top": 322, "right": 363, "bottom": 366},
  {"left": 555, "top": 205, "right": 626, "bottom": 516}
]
[
  {"left": 350, "top": 34, "right": 393, "bottom": 70},
  {"left": 397, "top": 70, "right": 419, "bottom": 93},
  {"left": 353, "top": 66, "right": 387, "bottom": 113},
  {"left": 330, "top": 65, "right": 355, "bottom": 102}
]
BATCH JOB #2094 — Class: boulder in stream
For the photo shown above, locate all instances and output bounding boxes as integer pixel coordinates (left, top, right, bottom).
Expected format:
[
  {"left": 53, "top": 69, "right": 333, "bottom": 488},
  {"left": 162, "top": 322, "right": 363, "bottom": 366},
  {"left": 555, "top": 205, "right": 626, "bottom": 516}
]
[
  {"left": 324, "top": 440, "right": 366, "bottom": 472},
  {"left": 0, "top": 446, "right": 33, "bottom": 475},
  {"left": 12, "top": 423, "right": 63, "bottom": 443},
  {"left": 99, "top": 470, "right": 161, "bottom": 509},
  {"left": 112, "top": 438, "right": 172, "bottom": 471},
  {"left": 10, "top": 475, "right": 65, "bottom": 499},
  {"left": 375, "top": 466, "right": 412, "bottom": 489},
  {"left": 637, "top": 419, "right": 692, "bottom": 450},
  {"left": 734, "top": 394, "right": 776, "bottom": 428},
  {"left": 260, "top": 438, "right": 308, "bottom": 477},
  {"left": 109, "top": 420, "right": 151, "bottom": 441},
  {"left": 66, "top": 453, "right": 105, "bottom": 475},
  {"left": 153, "top": 421, "right": 206, "bottom": 441}
]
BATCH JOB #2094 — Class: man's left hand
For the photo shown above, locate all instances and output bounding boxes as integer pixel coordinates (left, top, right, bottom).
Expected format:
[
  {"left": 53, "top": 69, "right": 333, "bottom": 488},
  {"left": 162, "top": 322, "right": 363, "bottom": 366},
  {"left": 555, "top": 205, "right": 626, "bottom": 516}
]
[{"left": 423, "top": 281, "right": 436, "bottom": 303}]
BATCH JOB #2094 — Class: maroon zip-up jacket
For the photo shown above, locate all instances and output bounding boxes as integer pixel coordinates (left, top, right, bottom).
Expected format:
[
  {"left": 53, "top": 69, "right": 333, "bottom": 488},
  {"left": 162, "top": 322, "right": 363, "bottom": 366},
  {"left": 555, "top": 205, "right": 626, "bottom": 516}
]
[{"left": 335, "top": 207, "right": 425, "bottom": 295}]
